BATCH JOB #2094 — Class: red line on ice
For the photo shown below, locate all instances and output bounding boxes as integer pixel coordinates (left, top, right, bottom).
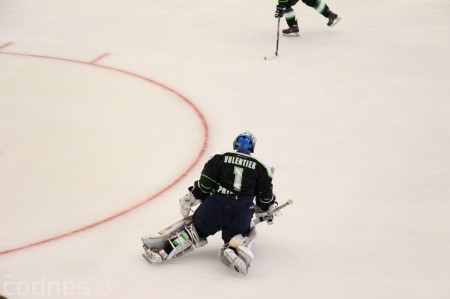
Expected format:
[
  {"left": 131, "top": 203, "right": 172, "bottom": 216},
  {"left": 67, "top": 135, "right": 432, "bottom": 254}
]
[
  {"left": 89, "top": 52, "right": 109, "bottom": 64},
  {"left": 0, "top": 51, "right": 209, "bottom": 256},
  {"left": 0, "top": 42, "right": 13, "bottom": 50}
]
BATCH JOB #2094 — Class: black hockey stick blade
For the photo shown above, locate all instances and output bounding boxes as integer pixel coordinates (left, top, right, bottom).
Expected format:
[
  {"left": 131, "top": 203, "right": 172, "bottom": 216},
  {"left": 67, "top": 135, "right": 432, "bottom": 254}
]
[{"left": 264, "top": 53, "right": 278, "bottom": 60}]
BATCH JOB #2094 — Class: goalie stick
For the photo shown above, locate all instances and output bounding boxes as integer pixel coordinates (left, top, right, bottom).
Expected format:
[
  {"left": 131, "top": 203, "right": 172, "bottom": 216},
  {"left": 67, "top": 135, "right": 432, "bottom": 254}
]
[{"left": 253, "top": 199, "right": 294, "bottom": 225}]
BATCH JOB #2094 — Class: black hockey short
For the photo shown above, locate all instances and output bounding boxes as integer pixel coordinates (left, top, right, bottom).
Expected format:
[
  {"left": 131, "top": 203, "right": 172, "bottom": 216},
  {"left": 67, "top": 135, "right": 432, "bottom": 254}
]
[
  {"left": 280, "top": 0, "right": 318, "bottom": 7},
  {"left": 192, "top": 193, "right": 254, "bottom": 244},
  {"left": 279, "top": 0, "right": 299, "bottom": 7}
]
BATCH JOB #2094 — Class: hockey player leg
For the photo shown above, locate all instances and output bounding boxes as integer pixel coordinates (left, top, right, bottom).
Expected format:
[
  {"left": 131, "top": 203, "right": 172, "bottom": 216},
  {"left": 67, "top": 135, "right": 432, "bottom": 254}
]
[
  {"left": 302, "top": 0, "right": 341, "bottom": 27},
  {"left": 219, "top": 225, "right": 257, "bottom": 275},
  {"left": 281, "top": 7, "right": 300, "bottom": 37}
]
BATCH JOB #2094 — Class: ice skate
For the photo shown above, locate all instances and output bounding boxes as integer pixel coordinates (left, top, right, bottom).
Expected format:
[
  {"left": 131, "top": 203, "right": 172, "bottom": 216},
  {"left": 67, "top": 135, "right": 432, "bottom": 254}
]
[
  {"left": 223, "top": 247, "right": 249, "bottom": 275},
  {"left": 327, "top": 12, "right": 341, "bottom": 27},
  {"left": 282, "top": 25, "right": 300, "bottom": 37},
  {"left": 142, "top": 248, "right": 167, "bottom": 264}
]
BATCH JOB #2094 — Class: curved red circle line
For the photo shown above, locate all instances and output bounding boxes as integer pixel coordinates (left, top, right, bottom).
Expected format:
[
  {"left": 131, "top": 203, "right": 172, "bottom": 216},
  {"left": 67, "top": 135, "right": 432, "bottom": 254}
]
[{"left": 0, "top": 51, "right": 209, "bottom": 255}]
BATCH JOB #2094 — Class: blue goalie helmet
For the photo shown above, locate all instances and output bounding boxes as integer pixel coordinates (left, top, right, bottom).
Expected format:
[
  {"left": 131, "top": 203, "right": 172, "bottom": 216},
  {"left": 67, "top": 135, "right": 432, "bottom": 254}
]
[{"left": 233, "top": 131, "right": 257, "bottom": 154}]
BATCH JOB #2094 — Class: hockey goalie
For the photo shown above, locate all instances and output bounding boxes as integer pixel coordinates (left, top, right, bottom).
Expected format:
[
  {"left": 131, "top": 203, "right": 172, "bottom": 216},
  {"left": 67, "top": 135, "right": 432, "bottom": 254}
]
[{"left": 141, "top": 131, "right": 292, "bottom": 275}]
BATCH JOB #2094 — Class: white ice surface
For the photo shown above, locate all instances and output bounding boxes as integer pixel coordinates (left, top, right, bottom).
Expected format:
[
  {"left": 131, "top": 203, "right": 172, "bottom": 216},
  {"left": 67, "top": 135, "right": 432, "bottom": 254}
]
[{"left": 1, "top": 0, "right": 449, "bottom": 298}]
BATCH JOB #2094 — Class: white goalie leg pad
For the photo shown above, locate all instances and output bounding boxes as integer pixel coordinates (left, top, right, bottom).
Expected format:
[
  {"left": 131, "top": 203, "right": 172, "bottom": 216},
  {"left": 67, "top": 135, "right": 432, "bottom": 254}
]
[
  {"left": 218, "top": 245, "right": 232, "bottom": 268},
  {"left": 165, "top": 229, "right": 195, "bottom": 260},
  {"left": 230, "top": 224, "right": 257, "bottom": 249},
  {"left": 167, "top": 223, "right": 208, "bottom": 259},
  {"left": 185, "top": 222, "right": 208, "bottom": 249},
  {"left": 229, "top": 224, "right": 257, "bottom": 267},
  {"left": 223, "top": 248, "right": 249, "bottom": 275},
  {"left": 145, "top": 223, "right": 208, "bottom": 263},
  {"left": 219, "top": 225, "right": 257, "bottom": 275}
]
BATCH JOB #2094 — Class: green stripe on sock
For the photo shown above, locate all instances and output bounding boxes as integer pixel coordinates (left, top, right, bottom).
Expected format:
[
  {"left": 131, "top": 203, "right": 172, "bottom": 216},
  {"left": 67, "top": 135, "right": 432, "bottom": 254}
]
[{"left": 315, "top": 0, "right": 326, "bottom": 13}]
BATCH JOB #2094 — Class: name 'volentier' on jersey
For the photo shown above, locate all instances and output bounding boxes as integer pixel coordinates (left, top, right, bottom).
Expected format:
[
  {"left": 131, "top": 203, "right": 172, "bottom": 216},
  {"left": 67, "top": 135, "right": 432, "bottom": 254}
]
[{"left": 199, "top": 151, "right": 275, "bottom": 208}]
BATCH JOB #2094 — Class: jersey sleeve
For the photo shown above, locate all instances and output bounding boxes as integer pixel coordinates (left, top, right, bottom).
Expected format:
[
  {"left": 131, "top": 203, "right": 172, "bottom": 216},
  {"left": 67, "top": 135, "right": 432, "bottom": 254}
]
[
  {"left": 197, "top": 154, "right": 222, "bottom": 193},
  {"left": 255, "top": 162, "right": 275, "bottom": 211}
]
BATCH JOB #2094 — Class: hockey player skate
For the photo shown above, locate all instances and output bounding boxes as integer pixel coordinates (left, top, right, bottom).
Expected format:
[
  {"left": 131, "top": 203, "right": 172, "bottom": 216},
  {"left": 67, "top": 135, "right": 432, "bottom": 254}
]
[
  {"left": 282, "top": 25, "right": 300, "bottom": 37},
  {"left": 141, "top": 216, "right": 207, "bottom": 264},
  {"left": 218, "top": 226, "right": 257, "bottom": 275},
  {"left": 327, "top": 12, "right": 341, "bottom": 27}
]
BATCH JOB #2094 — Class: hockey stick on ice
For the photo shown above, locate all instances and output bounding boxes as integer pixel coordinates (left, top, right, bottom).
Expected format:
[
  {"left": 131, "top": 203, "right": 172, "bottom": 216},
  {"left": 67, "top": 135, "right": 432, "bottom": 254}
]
[
  {"left": 253, "top": 199, "right": 294, "bottom": 224},
  {"left": 264, "top": 16, "right": 281, "bottom": 60}
]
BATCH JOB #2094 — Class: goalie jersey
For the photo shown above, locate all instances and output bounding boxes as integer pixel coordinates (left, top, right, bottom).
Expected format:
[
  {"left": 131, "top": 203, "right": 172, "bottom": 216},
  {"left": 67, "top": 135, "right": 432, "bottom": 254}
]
[{"left": 196, "top": 151, "right": 275, "bottom": 210}]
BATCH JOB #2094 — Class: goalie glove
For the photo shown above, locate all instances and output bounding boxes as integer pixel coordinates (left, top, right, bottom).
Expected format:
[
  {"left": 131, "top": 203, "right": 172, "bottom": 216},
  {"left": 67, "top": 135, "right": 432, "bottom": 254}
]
[
  {"left": 255, "top": 201, "right": 280, "bottom": 225},
  {"left": 179, "top": 187, "right": 202, "bottom": 217}
]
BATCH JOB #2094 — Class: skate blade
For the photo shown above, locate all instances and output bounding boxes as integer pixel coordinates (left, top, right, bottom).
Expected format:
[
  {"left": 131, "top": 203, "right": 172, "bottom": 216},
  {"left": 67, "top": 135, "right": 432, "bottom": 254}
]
[
  {"left": 329, "top": 17, "right": 342, "bottom": 27},
  {"left": 282, "top": 32, "right": 300, "bottom": 37},
  {"left": 142, "top": 253, "right": 154, "bottom": 264}
]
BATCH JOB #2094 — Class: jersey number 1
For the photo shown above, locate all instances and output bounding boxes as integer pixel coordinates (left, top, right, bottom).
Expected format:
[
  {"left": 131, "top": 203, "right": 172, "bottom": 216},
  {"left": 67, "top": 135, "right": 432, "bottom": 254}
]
[{"left": 233, "top": 166, "right": 244, "bottom": 191}]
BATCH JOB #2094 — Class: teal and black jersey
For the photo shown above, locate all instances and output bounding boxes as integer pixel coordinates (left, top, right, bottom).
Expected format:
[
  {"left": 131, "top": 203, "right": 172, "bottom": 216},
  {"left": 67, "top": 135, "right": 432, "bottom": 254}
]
[{"left": 196, "top": 151, "right": 275, "bottom": 210}]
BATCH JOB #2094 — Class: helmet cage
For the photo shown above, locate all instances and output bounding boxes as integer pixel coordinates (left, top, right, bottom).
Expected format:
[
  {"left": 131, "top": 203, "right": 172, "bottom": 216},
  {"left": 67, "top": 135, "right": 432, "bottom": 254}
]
[{"left": 233, "top": 131, "right": 256, "bottom": 154}]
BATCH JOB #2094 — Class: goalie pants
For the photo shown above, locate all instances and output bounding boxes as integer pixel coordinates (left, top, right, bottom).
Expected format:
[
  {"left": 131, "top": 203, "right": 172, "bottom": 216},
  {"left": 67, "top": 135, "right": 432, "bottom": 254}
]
[{"left": 192, "top": 193, "right": 254, "bottom": 244}]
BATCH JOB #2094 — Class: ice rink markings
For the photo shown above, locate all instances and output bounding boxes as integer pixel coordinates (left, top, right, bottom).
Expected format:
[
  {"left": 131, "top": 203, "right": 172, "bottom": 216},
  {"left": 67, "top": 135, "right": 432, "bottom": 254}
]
[{"left": 0, "top": 49, "right": 209, "bottom": 255}]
